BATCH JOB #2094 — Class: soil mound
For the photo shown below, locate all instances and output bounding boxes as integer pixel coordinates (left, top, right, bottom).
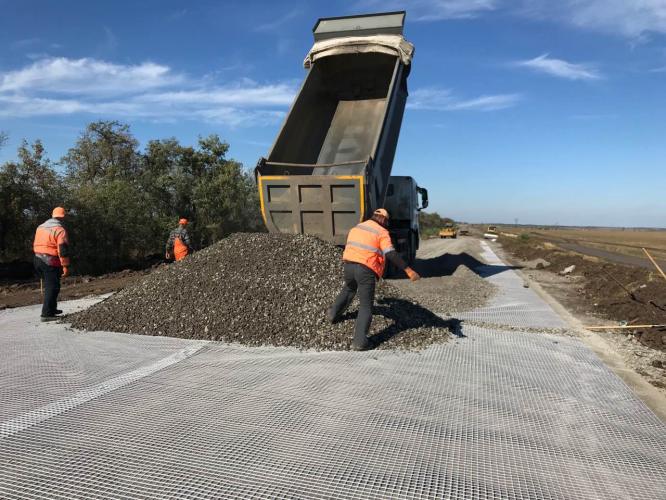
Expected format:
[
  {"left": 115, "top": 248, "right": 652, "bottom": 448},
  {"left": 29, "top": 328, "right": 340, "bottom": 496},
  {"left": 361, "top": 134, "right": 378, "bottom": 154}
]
[{"left": 68, "top": 233, "right": 451, "bottom": 350}]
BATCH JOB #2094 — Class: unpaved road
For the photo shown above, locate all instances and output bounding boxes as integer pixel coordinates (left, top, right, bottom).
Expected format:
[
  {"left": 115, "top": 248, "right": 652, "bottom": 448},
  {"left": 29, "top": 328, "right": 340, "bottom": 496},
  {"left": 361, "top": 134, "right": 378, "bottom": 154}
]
[
  {"left": 556, "top": 241, "right": 666, "bottom": 270},
  {"left": 0, "top": 269, "right": 151, "bottom": 310},
  {"left": 390, "top": 236, "right": 498, "bottom": 315},
  {"left": 512, "top": 230, "right": 666, "bottom": 270}
]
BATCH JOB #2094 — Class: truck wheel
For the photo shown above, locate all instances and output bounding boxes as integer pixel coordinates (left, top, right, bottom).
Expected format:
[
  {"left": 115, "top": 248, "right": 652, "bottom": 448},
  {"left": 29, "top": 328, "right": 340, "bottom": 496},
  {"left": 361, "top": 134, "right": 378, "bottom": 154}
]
[{"left": 410, "top": 232, "right": 417, "bottom": 263}]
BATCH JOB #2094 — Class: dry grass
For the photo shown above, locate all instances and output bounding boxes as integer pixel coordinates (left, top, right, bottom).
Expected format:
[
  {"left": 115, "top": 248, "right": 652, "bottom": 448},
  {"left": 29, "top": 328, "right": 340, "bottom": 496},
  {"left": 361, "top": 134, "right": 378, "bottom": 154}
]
[{"left": 500, "top": 227, "right": 666, "bottom": 260}]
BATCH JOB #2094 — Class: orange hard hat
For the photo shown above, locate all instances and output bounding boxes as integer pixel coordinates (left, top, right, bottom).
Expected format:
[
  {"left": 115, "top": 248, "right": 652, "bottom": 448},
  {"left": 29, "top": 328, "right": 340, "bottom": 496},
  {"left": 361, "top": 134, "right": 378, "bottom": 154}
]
[
  {"left": 373, "top": 208, "right": 389, "bottom": 219},
  {"left": 52, "top": 207, "right": 66, "bottom": 218},
  {"left": 179, "top": 218, "right": 188, "bottom": 225}
]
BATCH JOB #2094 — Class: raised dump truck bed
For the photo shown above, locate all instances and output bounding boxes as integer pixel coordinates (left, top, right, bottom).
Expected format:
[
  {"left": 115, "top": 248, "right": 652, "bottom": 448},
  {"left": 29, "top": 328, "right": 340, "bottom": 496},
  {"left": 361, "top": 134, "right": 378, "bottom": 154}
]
[{"left": 256, "top": 11, "right": 413, "bottom": 246}]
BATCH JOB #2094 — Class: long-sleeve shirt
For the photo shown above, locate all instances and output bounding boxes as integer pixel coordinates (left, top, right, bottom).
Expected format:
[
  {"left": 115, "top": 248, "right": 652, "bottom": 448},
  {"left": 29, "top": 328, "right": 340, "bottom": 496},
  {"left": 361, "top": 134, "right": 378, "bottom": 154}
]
[
  {"left": 166, "top": 226, "right": 192, "bottom": 260},
  {"left": 33, "top": 218, "right": 70, "bottom": 267}
]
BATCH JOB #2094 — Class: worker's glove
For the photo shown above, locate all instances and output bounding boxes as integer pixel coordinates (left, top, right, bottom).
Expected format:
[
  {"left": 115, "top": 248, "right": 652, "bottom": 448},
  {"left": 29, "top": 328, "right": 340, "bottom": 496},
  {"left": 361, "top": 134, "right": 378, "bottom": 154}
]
[
  {"left": 62, "top": 266, "right": 69, "bottom": 277},
  {"left": 405, "top": 267, "right": 421, "bottom": 282}
]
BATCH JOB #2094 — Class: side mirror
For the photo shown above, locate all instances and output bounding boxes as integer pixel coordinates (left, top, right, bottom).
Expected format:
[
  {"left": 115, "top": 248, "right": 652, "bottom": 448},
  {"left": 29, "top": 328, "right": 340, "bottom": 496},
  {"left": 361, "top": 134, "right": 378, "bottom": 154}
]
[{"left": 416, "top": 187, "right": 429, "bottom": 211}]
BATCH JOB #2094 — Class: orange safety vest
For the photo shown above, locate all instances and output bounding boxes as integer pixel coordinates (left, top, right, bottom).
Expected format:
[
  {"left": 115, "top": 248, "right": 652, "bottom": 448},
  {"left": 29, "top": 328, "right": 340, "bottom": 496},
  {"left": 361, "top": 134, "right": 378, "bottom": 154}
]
[
  {"left": 33, "top": 218, "right": 70, "bottom": 267},
  {"left": 173, "top": 237, "right": 189, "bottom": 261},
  {"left": 342, "top": 219, "right": 395, "bottom": 278}
]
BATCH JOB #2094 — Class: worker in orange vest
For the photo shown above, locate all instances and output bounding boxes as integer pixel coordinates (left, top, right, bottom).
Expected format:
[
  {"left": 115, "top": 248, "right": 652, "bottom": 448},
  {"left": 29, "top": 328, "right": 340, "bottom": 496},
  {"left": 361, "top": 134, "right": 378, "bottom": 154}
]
[
  {"left": 327, "top": 208, "right": 420, "bottom": 350},
  {"left": 33, "top": 207, "right": 71, "bottom": 321},
  {"left": 165, "top": 218, "right": 192, "bottom": 261}
]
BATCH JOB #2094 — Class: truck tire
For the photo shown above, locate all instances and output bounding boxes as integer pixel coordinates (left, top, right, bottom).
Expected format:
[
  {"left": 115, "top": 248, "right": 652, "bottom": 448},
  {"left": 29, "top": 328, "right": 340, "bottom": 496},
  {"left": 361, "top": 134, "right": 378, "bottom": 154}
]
[{"left": 409, "top": 232, "right": 418, "bottom": 264}]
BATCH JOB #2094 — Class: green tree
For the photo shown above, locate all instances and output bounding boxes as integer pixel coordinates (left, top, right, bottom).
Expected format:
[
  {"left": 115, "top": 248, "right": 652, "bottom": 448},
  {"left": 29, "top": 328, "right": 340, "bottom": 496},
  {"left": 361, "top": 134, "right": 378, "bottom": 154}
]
[
  {"left": 61, "top": 122, "right": 263, "bottom": 273},
  {"left": 419, "top": 212, "right": 455, "bottom": 238},
  {"left": 1, "top": 120, "right": 264, "bottom": 272},
  {"left": 190, "top": 135, "right": 263, "bottom": 244},
  {"left": 63, "top": 121, "right": 139, "bottom": 185},
  {"left": 141, "top": 138, "right": 197, "bottom": 241},
  {"left": 142, "top": 134, "right": 263, "bottom": 248},
  {"left": 62, "top": 121, "right": 153, "bottom": 273},
  {"left": 0, "top": 140, "right": 63, "bottom": 260}
]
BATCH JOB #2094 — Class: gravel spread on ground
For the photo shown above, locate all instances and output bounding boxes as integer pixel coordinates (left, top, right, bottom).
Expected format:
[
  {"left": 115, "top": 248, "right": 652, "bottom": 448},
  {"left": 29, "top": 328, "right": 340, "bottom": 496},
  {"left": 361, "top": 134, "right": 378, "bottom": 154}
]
[
  {"left": 391, "top": 263, "right": 498, "bottom": 315},
  {"left": 68, "top": 233, "right": 453, "bottom": 351}
]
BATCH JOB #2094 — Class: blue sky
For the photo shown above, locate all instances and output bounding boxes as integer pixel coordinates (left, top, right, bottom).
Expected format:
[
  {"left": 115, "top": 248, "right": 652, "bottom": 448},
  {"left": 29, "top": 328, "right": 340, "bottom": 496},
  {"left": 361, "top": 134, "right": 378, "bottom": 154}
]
[{"left": 1, "top": 0, "right": 664, "bottom": 227}]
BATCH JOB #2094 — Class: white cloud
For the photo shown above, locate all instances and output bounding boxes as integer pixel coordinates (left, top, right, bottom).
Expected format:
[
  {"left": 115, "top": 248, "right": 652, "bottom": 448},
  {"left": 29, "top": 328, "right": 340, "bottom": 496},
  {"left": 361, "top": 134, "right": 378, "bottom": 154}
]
[
  {"left": 515, "top": 54, "right": 602, "bottom": 80},
  {"left": 515, "top": 0, "right": 666, "bottom": 38},
  {"left": 0, "top": 57, "right": 181, "bottom": 95},
  {"left": 357, "top": 1, "right": 666, "bottom": 37},
  {"left": 254, "top": 9, "right": 300, "bottom": 32},
  {"left": 408, "top": 87, "right": 521, "bottom": 111},
  {"left": 0, "top": 57, "right": 297, "bottom": 127},
  {"left": 140, "top": 84, "right": 295, "bottom": 107},
  {"left": 356, "top": 0, "right": 497, "bottom": 21}
]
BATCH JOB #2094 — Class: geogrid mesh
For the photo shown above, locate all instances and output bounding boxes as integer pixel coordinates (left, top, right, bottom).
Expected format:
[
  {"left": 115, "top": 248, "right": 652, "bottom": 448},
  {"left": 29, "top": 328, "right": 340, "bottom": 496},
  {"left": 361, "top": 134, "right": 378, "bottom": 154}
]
[
  {"left": 1, "top": 245, "right": 665, "bottom": 499},
  {"left": 0, "top": 299, "right": 205, "bottom": 423},
  {"left": 1, "top": 322, "right": 665, "bottom": 498},
  {"left": 452, "top": 242, "right": 568, "bottom": 329}
]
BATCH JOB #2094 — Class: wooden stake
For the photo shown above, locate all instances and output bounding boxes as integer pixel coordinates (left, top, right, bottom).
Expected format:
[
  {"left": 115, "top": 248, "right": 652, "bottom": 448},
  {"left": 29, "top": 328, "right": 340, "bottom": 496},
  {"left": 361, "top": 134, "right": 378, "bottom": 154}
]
[
  {"left": 643, "top": 248, "right": 666, "bottom": 282},
  {"left": 586, "top": 324, "right": 666, "bottom": 330}
]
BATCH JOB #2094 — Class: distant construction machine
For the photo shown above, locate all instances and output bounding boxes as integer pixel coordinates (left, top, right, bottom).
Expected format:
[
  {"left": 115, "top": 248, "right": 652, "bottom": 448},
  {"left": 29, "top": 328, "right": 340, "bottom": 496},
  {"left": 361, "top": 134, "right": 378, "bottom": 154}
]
[
  {"left": 439, "top": 223, "right": 458, "bottom": 239},
  {"left": 255, "top": 11, "right": 427, "bottom": 264}
]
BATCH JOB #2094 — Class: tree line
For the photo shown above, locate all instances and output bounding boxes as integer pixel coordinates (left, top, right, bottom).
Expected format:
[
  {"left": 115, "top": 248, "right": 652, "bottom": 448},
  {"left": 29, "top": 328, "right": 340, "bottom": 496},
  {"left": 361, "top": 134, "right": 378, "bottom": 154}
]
[
  {"left": 0, "top": 121, "right": 263, "bottom": 275},
  {"left": 419, "top": 212, "right": 456, "bottom": 238}
]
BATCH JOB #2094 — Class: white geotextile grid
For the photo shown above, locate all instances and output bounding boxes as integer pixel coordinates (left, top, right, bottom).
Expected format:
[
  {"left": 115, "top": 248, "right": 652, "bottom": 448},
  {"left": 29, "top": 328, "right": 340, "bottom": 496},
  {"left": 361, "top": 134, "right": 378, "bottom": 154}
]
[
  {"left": 0, "top": 299, "right": 204, "bottom": 421},
  {"left": 453, "top": 243, "right": 568, "bottom": 329},
  {"left": 1, "top": 327, "right": 665, "bottom": 499}
]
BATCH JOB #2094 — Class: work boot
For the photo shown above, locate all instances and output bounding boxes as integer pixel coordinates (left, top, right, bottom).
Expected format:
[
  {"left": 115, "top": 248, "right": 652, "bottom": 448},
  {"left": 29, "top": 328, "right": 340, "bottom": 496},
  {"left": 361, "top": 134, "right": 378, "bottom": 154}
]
[
  {"left": 40, "top": 316, "right": 58, "bottom": 322},
  {"left": 351, "top": 338, "right": 370, "bottom": 351},
  {"left": 54, "top": 309, "right": 63, "bottom": 315},
  {"left": 326, "top": 307, "right": 337, "bottom": 324}
]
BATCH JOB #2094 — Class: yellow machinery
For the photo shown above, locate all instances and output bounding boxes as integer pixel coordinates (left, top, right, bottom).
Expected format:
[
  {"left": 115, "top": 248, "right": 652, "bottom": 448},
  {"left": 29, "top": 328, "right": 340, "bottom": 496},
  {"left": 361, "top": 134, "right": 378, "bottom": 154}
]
[{"left": 439, "top": 224, "right": 458, "bottom": 239}]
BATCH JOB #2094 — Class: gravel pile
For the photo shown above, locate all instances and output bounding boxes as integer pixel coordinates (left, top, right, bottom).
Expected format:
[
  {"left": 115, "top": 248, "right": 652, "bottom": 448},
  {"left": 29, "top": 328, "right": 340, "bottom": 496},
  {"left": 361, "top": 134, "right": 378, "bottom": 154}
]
[
  {"left": 392, "top": 265, "right": 498, "bottom": 315},
  {"left": 68, "top": 233, "right": 452, "bottom": 351}
]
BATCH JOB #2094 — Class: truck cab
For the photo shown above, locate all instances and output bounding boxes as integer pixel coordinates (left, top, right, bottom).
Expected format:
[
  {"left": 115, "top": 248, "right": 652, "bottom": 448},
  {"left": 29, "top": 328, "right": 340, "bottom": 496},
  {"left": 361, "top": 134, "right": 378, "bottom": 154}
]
[{"left": 383, "top": 176, "right": 428, "bottom": 264}]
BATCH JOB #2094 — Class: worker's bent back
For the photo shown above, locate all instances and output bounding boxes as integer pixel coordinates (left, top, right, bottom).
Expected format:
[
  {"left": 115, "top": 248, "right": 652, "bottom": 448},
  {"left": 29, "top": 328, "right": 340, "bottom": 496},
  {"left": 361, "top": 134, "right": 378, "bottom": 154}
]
[{"left": 342, "top": 219, "right": 395, "bottom": 278}]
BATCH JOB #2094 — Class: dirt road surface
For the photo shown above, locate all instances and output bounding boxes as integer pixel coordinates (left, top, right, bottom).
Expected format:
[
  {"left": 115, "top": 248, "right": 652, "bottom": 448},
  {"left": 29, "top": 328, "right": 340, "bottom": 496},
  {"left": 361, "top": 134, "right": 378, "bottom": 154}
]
[
  {"left": 0, "top": 269, "right": 150, "bottom": 310},
  {"left": 556, "top": 241, "right": 666, "bottom": 270},
  {"left": 501, "top": 229, "right": 666, "bottom": 271}
]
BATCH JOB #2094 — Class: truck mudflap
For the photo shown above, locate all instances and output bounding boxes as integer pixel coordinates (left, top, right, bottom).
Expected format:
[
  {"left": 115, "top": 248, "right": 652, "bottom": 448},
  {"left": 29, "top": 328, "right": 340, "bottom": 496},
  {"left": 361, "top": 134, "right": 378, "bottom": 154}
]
[{"left": 258, "top": 174, "right": 366, "bottom": 246}]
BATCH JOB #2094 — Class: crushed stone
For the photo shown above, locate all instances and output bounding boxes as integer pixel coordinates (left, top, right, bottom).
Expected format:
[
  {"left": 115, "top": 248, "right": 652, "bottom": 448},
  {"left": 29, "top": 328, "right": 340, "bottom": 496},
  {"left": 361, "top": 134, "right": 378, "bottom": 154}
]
[
  {"left": 391, "top": 264, "right": 498, "bottom": 316},
  {"left": 68, "top": 233, "right": 453, "bottom": 351}
]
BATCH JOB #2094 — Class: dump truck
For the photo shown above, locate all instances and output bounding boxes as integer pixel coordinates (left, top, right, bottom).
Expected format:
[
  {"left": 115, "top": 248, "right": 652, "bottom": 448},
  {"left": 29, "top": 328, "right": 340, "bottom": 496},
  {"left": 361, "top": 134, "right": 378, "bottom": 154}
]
[{"left": 255, "top": 11, "right": 426, "bottom": 263}]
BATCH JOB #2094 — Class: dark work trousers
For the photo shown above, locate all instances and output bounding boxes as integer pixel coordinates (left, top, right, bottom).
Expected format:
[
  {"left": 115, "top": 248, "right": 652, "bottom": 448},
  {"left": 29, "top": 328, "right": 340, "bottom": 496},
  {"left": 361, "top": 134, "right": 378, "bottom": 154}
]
[
  {"left": 330, "top": 262, "right": 377, "bottom": 346},
  {"left": 34, "top": 257, "right": 62, "bottom": 317}
]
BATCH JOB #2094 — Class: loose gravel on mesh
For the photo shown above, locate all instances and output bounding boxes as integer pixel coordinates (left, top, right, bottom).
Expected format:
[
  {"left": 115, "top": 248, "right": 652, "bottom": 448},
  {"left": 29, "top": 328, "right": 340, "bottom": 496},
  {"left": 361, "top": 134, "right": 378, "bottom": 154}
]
[
  {"left": 68, "top": 233, "right": 452, "bottom": 351},
  {"left": 391, "top": 265, "right": 498, "bottom": 316}
]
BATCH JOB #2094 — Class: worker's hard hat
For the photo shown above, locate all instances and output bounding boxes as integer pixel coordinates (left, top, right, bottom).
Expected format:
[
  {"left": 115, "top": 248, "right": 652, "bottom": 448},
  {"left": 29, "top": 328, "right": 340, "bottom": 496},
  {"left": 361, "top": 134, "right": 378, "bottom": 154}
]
[
  {"left": 52, "top": 207, "right": 66, "bottom": 218},
  {"left": 373, "top": 208, "right": 389, "bottom": 219},
  {"left": 179, "top": 218, "right": 188, "bottom": 225}
]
